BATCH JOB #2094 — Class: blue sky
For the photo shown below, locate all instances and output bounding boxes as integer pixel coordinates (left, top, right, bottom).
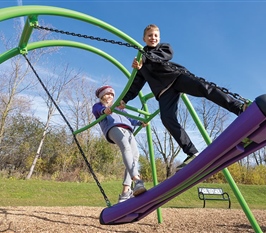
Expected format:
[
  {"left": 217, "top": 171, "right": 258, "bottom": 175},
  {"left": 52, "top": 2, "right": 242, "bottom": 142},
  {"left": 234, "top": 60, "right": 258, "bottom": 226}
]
[
  {"left": 1, "top": 1, "right": 266, "bottom": 158},
  {"left": 1, "top": 0, "right": 266, "bottom": 103}
]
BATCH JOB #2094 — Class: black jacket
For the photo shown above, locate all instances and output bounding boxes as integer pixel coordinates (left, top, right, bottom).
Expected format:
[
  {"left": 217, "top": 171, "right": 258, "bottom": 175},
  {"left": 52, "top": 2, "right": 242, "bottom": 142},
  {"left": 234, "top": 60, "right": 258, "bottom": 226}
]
[{"left": 123, "top": 43, "right": 187, "bottom": 102}]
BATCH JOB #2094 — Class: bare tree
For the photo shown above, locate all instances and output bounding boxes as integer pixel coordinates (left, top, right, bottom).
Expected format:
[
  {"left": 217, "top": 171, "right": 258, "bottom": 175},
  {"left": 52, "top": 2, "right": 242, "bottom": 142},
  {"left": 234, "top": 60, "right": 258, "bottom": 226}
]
[
  {"left": 241, "top": 148, "right": 266, "bottom": 168},
  {"left": 253, "top": 148, "right": 266, "bottom": 165},
  {"left": 26, "top": 63, "right": 80, "bottom": 179},
  {"left": 63, "top": 75, "right": 97, "bottom": 132},
  {"left": 0, "top": 19, "right": 59, "bottom": 146},
  {"left": 151, "top": 124, "right": 182, "bottom": 178},
  {"left": 0, "top": 56, "right": 33, "bottom": 145},
  {"left": 195, "top": 98, "right": 230, "bottom": 140}
]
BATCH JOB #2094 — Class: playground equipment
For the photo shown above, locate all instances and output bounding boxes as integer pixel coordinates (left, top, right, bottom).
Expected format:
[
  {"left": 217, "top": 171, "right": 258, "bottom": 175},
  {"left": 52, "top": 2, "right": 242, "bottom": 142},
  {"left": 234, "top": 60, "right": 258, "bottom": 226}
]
[{"left": 0, "top": 6, "right": 265, "bottom": 233}]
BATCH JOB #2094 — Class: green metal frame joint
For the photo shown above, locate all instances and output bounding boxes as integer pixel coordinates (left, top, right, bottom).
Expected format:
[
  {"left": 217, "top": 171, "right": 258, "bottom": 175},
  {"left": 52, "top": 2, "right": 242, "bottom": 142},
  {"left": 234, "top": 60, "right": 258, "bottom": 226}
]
[
  {"left": 19, "top": 47, "right": 28, "bottom": 55},
  {"left": 29, "top": 15, "right": 39, "bottom": 25}
]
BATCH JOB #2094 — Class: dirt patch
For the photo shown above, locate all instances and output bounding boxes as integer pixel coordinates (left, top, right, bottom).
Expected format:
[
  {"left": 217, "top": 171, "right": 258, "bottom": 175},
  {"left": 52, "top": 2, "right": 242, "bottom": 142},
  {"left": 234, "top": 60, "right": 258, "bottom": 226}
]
[{"left": 0, "top": 207, "right": 265, "bottom": 233}]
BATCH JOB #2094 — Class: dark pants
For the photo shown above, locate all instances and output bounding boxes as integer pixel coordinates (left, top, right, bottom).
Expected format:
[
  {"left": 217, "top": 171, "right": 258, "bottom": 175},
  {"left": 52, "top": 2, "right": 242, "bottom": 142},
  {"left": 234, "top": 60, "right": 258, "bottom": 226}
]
[{"left": 158, "top": 73, "right": 242, "bottom": 156}]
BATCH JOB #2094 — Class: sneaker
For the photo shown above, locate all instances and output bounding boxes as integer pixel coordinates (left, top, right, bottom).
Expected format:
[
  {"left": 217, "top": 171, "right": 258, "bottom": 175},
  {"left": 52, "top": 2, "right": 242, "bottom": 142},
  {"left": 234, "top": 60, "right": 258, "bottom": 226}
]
[
  {"left": 118, "top": 189, "right": 134, "bottom": 203},
  {"left": 133, "top": 180, "right": 147, "bottom": 196},
  {"left": 176, "top": 154, "right": 197, "bottom": 172}
]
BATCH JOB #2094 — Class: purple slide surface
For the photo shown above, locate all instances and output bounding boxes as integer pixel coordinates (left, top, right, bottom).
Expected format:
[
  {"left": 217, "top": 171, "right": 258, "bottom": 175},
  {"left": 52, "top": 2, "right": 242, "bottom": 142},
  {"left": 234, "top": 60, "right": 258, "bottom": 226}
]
[{"left": 100, "top": 94, "right": 266, "bottom": 225}]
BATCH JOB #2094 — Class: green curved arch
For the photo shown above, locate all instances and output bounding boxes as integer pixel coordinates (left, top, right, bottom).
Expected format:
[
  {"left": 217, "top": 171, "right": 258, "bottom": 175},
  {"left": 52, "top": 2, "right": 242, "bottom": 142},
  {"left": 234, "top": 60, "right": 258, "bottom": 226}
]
[
  {"left": 0, "top": 5, "right": 151, "bottom": 132},
  {"left": 0, "top": 38, "right": 150, "bottom": 128},
  {"left": 0, "top": 5, "right": 149, "bottom": 118},
  {"left": 0, "top": 5, "right": 142, "bottom": 48},
  {"left": 1, "top": 40, "right": 131, "bottom": 77},
  {"left": 0, "top": 39, "right": 156, "bottom": 132}
]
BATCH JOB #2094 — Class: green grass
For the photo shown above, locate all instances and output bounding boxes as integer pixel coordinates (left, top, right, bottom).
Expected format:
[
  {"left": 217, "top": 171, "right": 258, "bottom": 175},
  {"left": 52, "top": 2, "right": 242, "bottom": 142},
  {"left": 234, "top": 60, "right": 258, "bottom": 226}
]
[{"left": 1, "top": 178, "right": 266, "bottom": 209}]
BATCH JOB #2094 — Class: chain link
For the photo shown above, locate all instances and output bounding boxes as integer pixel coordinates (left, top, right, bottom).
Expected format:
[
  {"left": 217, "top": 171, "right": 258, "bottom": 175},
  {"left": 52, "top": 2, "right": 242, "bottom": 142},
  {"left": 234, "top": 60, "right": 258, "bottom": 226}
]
[
  {"left": 34, "top": 25, "right": 249, "bottom": 104},
  {"left": 140, "top": 54, "right": 249, "bottom": 104},
  {"left": 34, "top": 25, "right": 142, "bottom": 51}
]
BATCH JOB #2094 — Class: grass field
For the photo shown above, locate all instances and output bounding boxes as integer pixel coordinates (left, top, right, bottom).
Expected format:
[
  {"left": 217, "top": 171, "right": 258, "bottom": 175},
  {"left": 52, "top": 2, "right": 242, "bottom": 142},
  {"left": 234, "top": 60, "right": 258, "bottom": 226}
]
[{"left": 1, "top": 178, "right": 265, "bottom": 209}]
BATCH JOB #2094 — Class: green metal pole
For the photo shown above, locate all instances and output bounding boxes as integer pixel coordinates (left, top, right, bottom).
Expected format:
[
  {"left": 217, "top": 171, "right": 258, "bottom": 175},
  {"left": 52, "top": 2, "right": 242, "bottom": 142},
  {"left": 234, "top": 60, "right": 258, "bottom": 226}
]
[
  {"left": 181, "top": 94, "right": 262, "bottom": 233},
  {"left": 18, "top": 15, "right": 38, "bottom": 52},
  {"left": 145, "top": 121, "right": 163, "bottom": 223}
]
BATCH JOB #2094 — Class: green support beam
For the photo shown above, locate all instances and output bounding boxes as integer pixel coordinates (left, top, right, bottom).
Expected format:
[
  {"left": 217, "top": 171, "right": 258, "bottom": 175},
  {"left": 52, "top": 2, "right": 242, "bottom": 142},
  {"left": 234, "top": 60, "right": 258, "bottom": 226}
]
[
  {"left": 18, "top": 15, "right": 38, "bottom": 54},
  {"left": 181, "top": 94, "right": 262, "bottom": 233}
]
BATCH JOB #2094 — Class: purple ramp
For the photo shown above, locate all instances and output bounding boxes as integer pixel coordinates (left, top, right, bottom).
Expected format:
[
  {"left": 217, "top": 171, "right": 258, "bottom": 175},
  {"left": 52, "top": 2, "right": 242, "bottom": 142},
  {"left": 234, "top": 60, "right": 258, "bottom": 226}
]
[{"left": 99, "top": 94, "right": 266, "bottom": 225}]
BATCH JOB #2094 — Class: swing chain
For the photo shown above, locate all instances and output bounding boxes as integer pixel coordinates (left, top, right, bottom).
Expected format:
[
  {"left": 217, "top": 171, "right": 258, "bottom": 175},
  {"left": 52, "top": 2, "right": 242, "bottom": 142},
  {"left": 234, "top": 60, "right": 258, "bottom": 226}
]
[
  {"left": 142, "top": 53, "right": 250, "bottom": 104},
  {"left": 34, "top": 25, "right": 249, "bottom": 104},
  {"left": 23, "top": 54, "right": 112, "bottom": 207},
  {"left": 34, "top": 25, "right": 142, "bottom": 50}
]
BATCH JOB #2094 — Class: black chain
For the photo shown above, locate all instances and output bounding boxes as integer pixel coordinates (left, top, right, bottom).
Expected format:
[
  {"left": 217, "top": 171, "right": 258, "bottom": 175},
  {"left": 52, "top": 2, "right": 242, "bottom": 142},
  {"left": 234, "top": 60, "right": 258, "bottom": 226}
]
[
  {"left": 34, "top": 25, "right": 249, "bottom": 104},
  {"left": 34, "top": 25, "right": 142, "bottom": 50},
  {"left": 141, "top": 54, "right": 249, "bottom": 104},
  {"left": 23, "top": 54, "right": 112, "bottom": 208}
]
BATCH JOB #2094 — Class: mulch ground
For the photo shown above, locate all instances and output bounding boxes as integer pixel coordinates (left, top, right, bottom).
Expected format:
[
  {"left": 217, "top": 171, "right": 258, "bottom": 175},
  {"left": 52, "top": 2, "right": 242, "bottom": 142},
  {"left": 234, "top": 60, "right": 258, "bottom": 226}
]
[{"left": 0, "top": 207, "right": 265, "bottom": 233}]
